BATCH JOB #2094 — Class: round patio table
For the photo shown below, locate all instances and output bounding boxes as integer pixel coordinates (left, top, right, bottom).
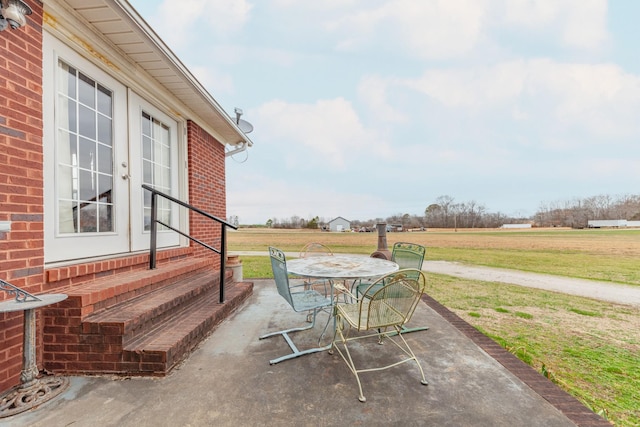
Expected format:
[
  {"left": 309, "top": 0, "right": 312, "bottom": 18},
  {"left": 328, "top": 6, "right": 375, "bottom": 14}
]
[{"left": 287, "top": 254, "right": 398, "bottom": 281}]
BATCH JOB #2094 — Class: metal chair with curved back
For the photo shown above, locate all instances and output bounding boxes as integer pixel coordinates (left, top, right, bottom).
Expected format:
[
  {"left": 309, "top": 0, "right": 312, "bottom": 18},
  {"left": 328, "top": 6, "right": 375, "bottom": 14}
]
[
  {"left": 354, "top": 242, "right": 427, "bottom": 335},
  {"left": 355, "top": 242, "right": 426, "bottom": 298},
  {"left": 331, "top": 268, "right": 429, "bottom": 402},
  {"left": 259, "top": 247, "right": 334, "bottom": 364},
  {"left": 299, "top": 242, "right": 333, "bottom": 258}
]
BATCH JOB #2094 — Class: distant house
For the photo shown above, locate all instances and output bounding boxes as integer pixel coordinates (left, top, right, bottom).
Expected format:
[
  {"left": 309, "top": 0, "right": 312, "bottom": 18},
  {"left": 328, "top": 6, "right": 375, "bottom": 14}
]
[
  {"left": 328, "top": 217, "right": 351, "bottom": 232},
  {"left": 500, "top": 224, "right": 532, "bottom": 229}
]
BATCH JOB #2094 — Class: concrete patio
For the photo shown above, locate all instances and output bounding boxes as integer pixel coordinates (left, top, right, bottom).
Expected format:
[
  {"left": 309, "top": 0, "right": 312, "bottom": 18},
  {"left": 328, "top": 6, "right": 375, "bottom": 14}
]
[{"left": 4, "top": 280, "right": 609, "bottom": 427}]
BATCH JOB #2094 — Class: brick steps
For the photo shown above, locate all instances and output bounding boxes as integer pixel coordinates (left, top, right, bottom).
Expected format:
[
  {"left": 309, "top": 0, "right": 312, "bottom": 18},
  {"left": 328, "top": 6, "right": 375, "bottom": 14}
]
[
  {"left": 83, "top": 269, "right": 216, "bottom": 343},
  {"left": 43, "top": 259, "right": 253, "bottom": 376},
  {"left": 122, "top": 282, "right": 250, "bottom": 374},
  {"left": 59, "top": 257, "right": 214, "bottom": 317}
]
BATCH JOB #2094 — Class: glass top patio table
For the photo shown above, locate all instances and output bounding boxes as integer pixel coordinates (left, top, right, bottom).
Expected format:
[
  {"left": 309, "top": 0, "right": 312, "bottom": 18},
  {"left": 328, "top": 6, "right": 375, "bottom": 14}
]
[{"left": 287, "top": 254, "right": 398, "bottom": 280}]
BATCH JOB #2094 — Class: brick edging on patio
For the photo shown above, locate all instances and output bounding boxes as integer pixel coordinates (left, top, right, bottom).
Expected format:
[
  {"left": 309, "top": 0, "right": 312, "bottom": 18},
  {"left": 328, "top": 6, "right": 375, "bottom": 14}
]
[{"left": 421, "top": 294, "right": 612, "bottom": 427}]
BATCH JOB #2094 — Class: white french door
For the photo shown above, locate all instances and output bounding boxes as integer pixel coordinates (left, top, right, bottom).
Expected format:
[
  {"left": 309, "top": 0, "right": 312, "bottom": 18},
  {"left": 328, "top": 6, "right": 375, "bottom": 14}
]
[
  {"left": 44, "top": 34, "right": 183, "bottom": 263},
  {"left": 128, "top": 91, "right": 180, "bottom": 251}
]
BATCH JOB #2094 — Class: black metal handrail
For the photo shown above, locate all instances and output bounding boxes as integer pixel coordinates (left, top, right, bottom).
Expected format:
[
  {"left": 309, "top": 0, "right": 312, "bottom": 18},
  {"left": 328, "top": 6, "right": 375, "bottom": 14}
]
[{"left": 142, "top": 184, "right": 237, "bottom": 303}]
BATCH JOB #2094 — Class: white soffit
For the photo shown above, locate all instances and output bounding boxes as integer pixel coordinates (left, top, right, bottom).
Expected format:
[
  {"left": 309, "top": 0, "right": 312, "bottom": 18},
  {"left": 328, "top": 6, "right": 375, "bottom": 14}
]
[{"left": 47, "top": 0, "right": 251, "bottom": 147}]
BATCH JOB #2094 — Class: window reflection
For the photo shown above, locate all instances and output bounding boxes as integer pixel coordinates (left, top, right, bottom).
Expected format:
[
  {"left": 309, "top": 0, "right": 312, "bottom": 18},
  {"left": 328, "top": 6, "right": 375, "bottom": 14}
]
[
  {"left": 57, "top": 60, "right": 114, "bottom": 234},
  {"left": 141, "top": 111, "right": 172, "bottom": 231}
]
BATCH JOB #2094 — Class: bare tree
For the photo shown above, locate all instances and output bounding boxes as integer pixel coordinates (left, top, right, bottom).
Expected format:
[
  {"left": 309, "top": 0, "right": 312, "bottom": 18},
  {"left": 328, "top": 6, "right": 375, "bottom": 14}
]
[
  {"left": 435, "top": 195, "right": 455, "bottom": 227},
  {"left": 450, "top": 203, "right": 463, "bottom": 231},
  {"left": 425, "top": 203, "right": 443, "bottom": 228}
]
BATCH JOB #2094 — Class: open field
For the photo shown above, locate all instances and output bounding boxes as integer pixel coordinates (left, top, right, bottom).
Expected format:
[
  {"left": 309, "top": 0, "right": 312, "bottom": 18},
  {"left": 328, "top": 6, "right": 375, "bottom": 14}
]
[
  {"left": 230, "top": 227, "right": 640, "bottom": 255},
  {"left": 229, "top": 227, "right": 640, "bottom": 286},
  {"left": 228, "top": 228, "right": 640, "bottom": 426}
]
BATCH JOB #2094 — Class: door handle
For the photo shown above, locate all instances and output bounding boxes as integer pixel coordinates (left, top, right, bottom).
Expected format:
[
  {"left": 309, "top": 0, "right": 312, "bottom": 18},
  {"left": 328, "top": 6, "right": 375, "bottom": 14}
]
[{"left": 121, "top": 161, "right": 130, "bottom": 180}]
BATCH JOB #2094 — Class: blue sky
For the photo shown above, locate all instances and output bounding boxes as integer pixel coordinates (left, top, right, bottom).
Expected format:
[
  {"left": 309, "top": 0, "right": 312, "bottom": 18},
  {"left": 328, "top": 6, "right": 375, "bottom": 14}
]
[{"left": 128, "top": 0, "right": 640, "bottom": 225}]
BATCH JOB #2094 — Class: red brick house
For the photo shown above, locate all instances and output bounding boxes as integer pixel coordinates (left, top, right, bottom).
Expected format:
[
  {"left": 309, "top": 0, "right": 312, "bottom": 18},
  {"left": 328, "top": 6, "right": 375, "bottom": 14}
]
[{"left": 0, "top": 0, "right": 253, "bottom": 398}]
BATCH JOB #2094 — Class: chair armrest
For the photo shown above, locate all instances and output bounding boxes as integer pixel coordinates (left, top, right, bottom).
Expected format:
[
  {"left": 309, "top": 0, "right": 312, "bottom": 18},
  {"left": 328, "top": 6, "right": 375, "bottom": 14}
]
[{"left": 333, "top": 282, "right": 357, "bottom": 300}]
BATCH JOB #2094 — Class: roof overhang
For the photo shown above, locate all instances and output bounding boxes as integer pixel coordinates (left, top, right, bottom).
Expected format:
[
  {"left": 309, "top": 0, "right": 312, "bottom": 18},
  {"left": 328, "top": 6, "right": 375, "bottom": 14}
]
[{"left": 44, "top": 0, "right": 252, "bottom": 148}]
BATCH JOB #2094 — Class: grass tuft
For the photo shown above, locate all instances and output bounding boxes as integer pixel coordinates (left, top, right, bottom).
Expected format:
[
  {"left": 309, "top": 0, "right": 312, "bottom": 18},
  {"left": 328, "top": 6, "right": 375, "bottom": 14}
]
[
  {"left": 514, "top": 311, "right": 533, "bottom": 319},
  {"left": 569, "top": 308, "right": 601, "bottom": 317}
]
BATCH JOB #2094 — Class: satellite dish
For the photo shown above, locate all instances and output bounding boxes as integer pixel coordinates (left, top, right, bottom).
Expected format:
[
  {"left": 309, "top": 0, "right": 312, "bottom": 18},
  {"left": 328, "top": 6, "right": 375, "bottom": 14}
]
[
  {"left": 234, "top": 107, "right": 253, "bottom": 134},
  {"left": 236, "top": 118, "right": 253, "bottom": 134}
]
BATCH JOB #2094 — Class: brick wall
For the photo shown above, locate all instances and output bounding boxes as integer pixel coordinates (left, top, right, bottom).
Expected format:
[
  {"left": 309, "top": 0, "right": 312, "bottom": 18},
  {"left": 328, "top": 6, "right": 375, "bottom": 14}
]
[
  {"left": 186, "top": 121, "right": 226, "bottom": 260},
  {"left": 0, "top": 5, "right": 230, "bottom": 395},
  {"left": 0, "top": 1, "right": 45, "bottom": 393}
]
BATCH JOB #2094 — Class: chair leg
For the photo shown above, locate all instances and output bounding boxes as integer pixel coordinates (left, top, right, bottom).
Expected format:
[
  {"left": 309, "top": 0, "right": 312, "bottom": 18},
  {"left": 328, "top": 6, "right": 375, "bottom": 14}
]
[
  {"left": 317, "top": 309, "right": 334, "bottom": 347},
  {"left": 331, "top": 321, "right": 429, "bottom": 401},
  {"left": 331, "top": 314, "right": 367, "bottom": 402},
  {"left": 260, "top": 308, "right": 332, "bottom": 365},
  {"left": 392, "top": 326, "right": 429, "bottom": 386},
  {"left": 373, "top": 327, "right": 428, "bottom": 384},
  {"left": 306, "top": 280, "right": 331, "bottom": 322},
  {"left": 385, "top": 324, "right": 429, "bottom": 337}
]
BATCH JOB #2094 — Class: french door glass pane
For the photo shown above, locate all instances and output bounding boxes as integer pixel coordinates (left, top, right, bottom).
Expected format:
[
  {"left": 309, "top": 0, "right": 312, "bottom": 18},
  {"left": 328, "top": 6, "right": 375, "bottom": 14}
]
[
  {"left": 57, "top": 60, "right": 114, "bottom": 234},
  {"left": 97, "top": 84, "right": 112, "bottom": 118},
  {"left": 141, "top": 112, "right": 172, "bottom": 231}
]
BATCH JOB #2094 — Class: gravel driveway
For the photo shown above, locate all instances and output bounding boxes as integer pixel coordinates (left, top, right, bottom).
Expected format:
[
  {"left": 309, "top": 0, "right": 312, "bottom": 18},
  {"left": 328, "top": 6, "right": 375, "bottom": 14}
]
[{"left": 423, "top": 260, "right": 640, "bottom": 306}]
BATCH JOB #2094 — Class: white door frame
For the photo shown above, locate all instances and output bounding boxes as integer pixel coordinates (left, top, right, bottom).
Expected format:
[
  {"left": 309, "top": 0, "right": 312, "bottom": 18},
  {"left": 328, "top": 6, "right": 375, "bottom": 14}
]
[
  {"left": 43, "top": 33, "right": 187, "bottom": 264},
  {"left": 43, "top": 34, "right": 130, "bottom": 263}
]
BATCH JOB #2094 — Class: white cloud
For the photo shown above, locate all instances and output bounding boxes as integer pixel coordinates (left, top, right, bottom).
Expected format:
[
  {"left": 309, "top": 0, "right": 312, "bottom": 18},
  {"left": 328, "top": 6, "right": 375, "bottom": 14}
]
[
  {"left": 503, "top": 0, "right": 560, "bottom": 27},
  {"left": 226, "top": 171, "right": 384, "bottom": 224},
  {"left": 319, "top": 0, "right": 608, "bottom": 59},
  {"left": 401, "top": 59, "right": 640, "bottom": 140},
  {"left": 253, "top": 98, "right": 394, "bottom": 170},
  {"left": 357, "top": 75, "right": 407, "bottom": 123},
  {"left": 561, "top": 0, "right": 608, "bottom": 49},
  {"left": 151, "top": 0, "right": 252, "bottom": 49},
  {"left": 527, "top": 60, "right": 640, "bottom": 138},
  {"left": 402, "top": 60, "right": 528, "bottom": 108},
  {"left": 326, "top": 0, "right": 487, "bottom": 59},
  {"left": 200, "top": 0, "right": 252, "bottom": 33},
  {"left": 316, "top": 0, "right": 607, "bottom": 60},
  {"left": 190, "top": 66, "right": 234, "bottom": 95},
  {"left": 502, "top": 0, "right": 609, "bottom": 50},
  {"left": 386, "top": 0, "right": 487, "bottom": 59}
]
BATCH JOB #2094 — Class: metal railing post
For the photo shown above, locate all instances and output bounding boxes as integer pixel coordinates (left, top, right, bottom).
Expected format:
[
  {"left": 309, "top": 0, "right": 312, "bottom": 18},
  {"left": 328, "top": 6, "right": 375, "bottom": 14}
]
[
  {"left": 142, "top": 184, "right": 237, "bottom": 303},
  {"left": 219, "top": 225, "right": 227, "bottom": 303},
  {"left": 150, "top": 191, "right": 158, "bottom": 269}
]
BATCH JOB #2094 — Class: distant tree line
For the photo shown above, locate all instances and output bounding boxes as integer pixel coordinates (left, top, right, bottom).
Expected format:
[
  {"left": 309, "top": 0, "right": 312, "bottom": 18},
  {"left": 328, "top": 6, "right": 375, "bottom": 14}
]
[
  {"left": 265, "top": 216, "right": 321, "bottom": 229},
  {"left": 534, "top": 194, "right": 640, "bottom": 228},
  {"left": 243, "top": 193, "right": 640, "bottom": 229}
]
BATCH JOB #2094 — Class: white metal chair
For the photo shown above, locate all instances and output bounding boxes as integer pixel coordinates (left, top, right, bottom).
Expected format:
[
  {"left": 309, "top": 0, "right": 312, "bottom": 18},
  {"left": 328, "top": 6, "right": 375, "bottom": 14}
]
[
  {"left": 299, "top": 242, "right": 333, "bottom": 258},
  {"left": 259, "top": 247, "right": 333, "bottom": 364},
  {"left": 331, "top": 269, "right": 429, "bottom": 402}
]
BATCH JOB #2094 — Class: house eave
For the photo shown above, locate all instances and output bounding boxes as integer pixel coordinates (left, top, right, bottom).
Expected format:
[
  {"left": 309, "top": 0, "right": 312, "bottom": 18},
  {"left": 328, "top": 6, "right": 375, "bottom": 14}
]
[{"left": 43, "top": 0, "right": 252, "bottom": 148}]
